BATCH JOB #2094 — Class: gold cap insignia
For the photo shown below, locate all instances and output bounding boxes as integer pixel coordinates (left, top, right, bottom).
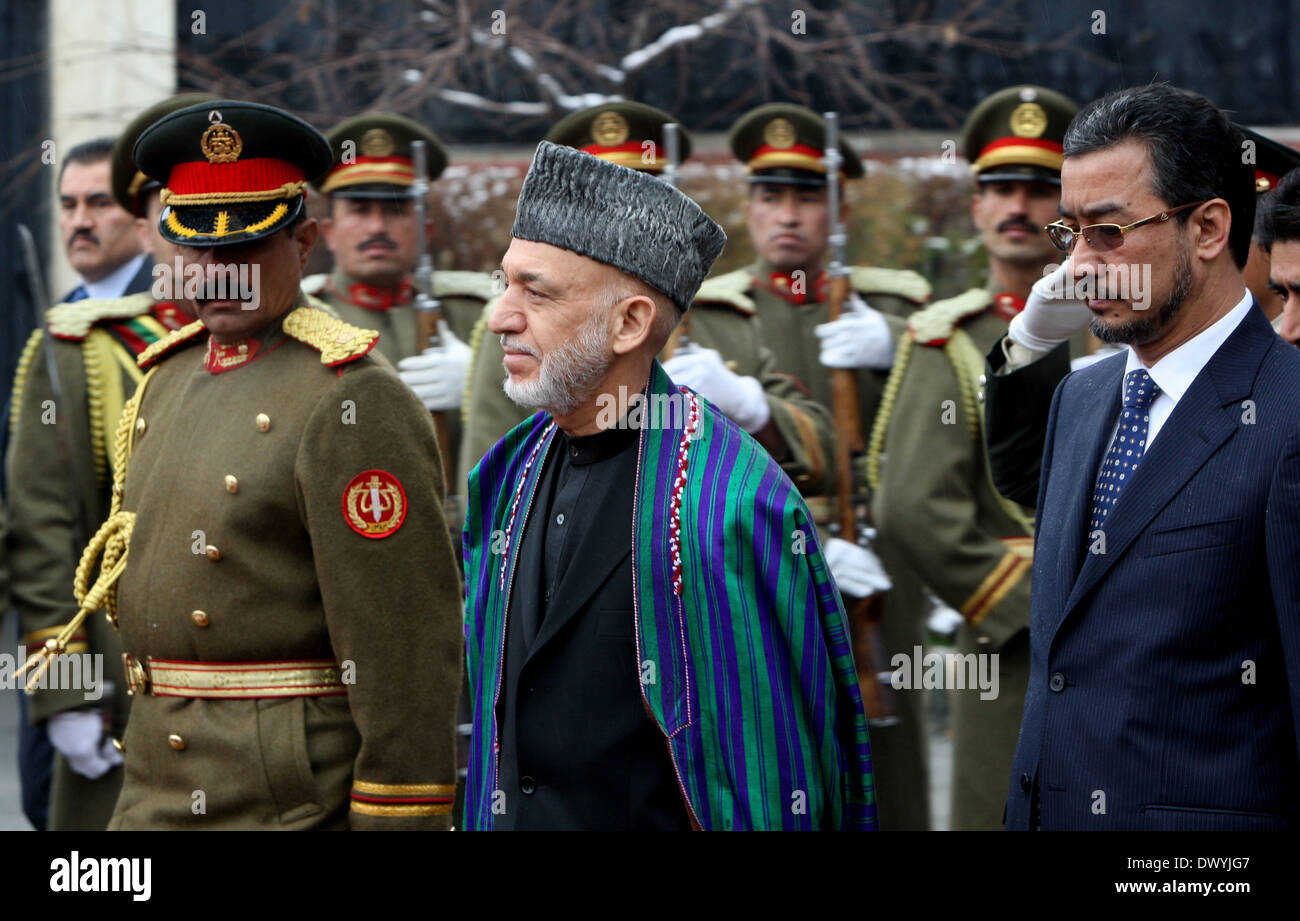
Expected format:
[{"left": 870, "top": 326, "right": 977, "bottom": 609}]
[
  {"left": 201, "top": 111, "right": 243, "bottom": 164},
  {"left": 360, "top": 128, "right": 395, "bottom": 157},
  {"left": 763, "top": 117, "right": 797, "bottom": 150},
  {"left": 1010, "top": 102, "right": 1048, "bottom": 139},
  {"left": 591, "top": 111, "right": 629, "bottom": 147}
]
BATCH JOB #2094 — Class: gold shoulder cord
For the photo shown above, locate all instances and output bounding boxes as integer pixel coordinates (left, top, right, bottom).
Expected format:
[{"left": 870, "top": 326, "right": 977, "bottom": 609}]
[
  {"left": 460, "top": 302, "right": 494, "bottom": 426},
  {"left": 865, "top": 332, "right": 914, "bottom": 492},
  {"left": 17, "top": 365, "right": 157, "bottom": 689},
  {"left": 8, "top": 329, "right": 43, "bottom": 440}
]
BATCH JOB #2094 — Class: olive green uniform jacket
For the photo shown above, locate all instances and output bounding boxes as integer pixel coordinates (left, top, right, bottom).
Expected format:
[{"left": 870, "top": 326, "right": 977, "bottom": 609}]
[
  {"left": 457, "top": 286, "right": 838, "bottom": 500},
  {"left": 868, "top": 288, "right": 1036, "bottom": 830},
  {"left": 303, "top": 267, "right": 494, "bottom": 498},
  {"left": 6, "top": 293, "right": 195, "bottom": 830},
  {"left": 104, "top": 301, "right": 462, "bottom": 830},
  {"left": 736, "top": 259, "right": 935, "bottom": 831}
]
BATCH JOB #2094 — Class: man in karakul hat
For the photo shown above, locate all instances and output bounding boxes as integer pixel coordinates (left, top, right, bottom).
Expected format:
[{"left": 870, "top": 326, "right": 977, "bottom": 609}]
[{"left": 462, "top": 140, "right": 877, "bottom": 831}]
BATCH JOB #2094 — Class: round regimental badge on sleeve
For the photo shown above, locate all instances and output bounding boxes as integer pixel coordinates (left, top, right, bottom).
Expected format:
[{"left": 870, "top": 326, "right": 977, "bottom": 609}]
[{"left": 342, "top": 469, "right": 408, "bottom": 539}]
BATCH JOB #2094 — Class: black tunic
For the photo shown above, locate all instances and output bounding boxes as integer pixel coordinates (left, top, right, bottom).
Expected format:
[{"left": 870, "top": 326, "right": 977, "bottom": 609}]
[{"left": 495, "top": 424, "right": 691, "bottom": 830}]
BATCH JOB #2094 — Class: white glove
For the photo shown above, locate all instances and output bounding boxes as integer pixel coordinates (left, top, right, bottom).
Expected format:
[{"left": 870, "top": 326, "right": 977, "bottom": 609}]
[
  {"left": 815, "top": 293, "right": 894, "bottom": 370},
  {"left": 1007, "top": 261, "right": 1093, "bottom": 352},
  {"left": 48, "top": 710, "right": 122, "bottom": 779},
  {"left": 662, "top": 346, "right": 771, "bottom": 433},
  {"left": 396, "top": 320, "right": 472, "bottom": 411},
  {"left": 927, "top": 600, "right": 965, "bottom": 638},
  {"left": 824, "top": 537, "right": 893, "bottom": 597}
]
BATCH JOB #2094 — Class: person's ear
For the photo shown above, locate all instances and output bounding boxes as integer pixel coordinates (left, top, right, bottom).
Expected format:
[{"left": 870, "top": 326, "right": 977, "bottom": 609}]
[
  {"left": 610, "top": 293, "right": 657, "bottom": 356},
  {"left": 1192, "top": 199, "right": 1232, "bottom": 263},
  {"left": 294, "top": 218, "right": 320, "bottom": 270}
]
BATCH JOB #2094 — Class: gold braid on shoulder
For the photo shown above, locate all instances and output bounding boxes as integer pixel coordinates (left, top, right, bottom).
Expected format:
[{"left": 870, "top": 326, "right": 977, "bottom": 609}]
[
  {"left": 84, "top": 334, "right": 108, "bottom": 484},
  {"left": 865, "top": 332, "right": 914, "bottom": 492},
  {"left": 8, "top": 329, "right": 43, "bottom": 441},
  {"left": 17, "top": 365, "right": 157, "bottom": 689},
  {"left": 460, "top": 308, "right": 491, "bottom": 426}
]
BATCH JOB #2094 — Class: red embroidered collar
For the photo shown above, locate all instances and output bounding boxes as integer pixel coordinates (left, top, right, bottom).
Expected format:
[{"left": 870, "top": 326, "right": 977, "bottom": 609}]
[
  {"left": 328, "top": 274, "right": 414, "bottom": 312},
  {"left": 991, "top": 291, "right": 1026, "bottom": 323},
  {"left": 760, "top": 269, "right": 828, "bottom": 305}
]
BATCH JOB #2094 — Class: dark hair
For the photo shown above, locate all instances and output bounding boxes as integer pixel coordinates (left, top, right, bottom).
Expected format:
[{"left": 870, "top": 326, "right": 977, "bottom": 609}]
[
  {"left": 1264, "top": 168, "right": 1300, "bottom": 248},
  {"left": 58, "top": 136, "right": 115, "bottom": 183},
  {"left": 1254, "top": 188, "right": 1277, "bottom": 252},
  {"left": 1063, "top": 83, "right": 1255, "bottom": 269}
]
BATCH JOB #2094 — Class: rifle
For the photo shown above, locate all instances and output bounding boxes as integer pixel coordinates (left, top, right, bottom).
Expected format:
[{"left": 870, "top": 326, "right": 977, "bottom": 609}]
[
  {"left": 822, "top": 113, "right": 899, "bottom": 727},
  {"left": 409, "top": 141, "right": 456, "bottom": 504}
]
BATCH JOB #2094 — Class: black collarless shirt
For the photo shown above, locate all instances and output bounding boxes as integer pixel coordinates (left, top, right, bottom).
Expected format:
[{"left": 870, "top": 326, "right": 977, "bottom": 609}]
[{"left": 497, "top": 422, "right": 692, "bottom": 830}]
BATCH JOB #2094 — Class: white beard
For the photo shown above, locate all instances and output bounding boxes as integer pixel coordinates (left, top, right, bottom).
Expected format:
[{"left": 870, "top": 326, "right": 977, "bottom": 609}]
[{"left": 501, "top": 306, "right": 614, "bottom": 417}]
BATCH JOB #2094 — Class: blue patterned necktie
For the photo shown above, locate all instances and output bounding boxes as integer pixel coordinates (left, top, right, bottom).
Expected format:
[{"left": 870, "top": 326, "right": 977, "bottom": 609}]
[
  {"left": 67, "top": 284, "right": 89, "bottom": 302},
  {"left": 1090, "top": 369, "right": 1160, "bottom": 530}
]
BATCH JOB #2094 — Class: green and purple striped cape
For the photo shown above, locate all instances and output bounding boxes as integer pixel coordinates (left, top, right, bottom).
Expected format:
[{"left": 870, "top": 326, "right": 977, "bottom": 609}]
[{"left": 462, "top": 361, "right": 876, "bottom": 830}]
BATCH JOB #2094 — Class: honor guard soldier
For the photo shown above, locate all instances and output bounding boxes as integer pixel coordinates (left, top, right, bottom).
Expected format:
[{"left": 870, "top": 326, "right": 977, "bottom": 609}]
[
  {"left": 29, "top": 100, "right": 464, "bottom": 829},
  {"left": 864, "top": 85, "right": 1077, "bottom": 829},
  {"left": 305, "top": 112, "right": 495, "bottom": 498},
  {"left": 717, "top": 103, "right": 933, "bottom": 830},
  {"left": 460, "top": 101, "right": 836, "bottom": 496},
  {"left": 7, "top": 94, "right": 211, "bottom": 831}
]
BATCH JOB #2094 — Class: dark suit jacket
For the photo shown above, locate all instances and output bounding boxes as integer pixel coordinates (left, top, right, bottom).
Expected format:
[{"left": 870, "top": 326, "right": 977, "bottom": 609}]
[
  {"left": 1006, "top": 304, "right": 1300, "bottom": 830},
  {"left": 59, "top": 256, "right": 154, "bottom": 304},
  {"left": 983, "top": 338, "right": 1070, "bottom": 507}
]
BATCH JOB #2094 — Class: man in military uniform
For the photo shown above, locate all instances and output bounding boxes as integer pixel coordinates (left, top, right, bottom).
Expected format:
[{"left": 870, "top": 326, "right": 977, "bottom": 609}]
[
  {"left": 30, "top": 99, "right": 462, "bottom": 829},
  {"left": 983, "top": 121, "right": 1300, "bottom": 508},
  {"left": 861, "top": 86, "right": 1077, "bottom": 829},
  {"left": 719, "top": 103, "right": 933, "bottom": 830},
  {"left": 459, "top": 101, "right": 836, "bottom": 497},
  {"left": 305, "top": 113, "right": 495, "bottom": 497},
  {"left": 7, "top": 94, "right": 211, "bottom": 831}
]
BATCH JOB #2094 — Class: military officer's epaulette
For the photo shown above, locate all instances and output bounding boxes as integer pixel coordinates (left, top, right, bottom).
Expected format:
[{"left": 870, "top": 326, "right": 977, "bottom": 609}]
[
  {"left": 282, "top": 307, "right": 380, "bottom": 367},
  {"left": 45, "top": 292, "right": 155, "bottom": 341},
  {"left": 138, "top": 319, "right": 207, "bottom": 369},
  {"left": 850, "top": 266, "right": 932, "bottom": 305},
  {"left": 905, "top": 288, "right": 993, "bottom": 347},
  {"left": 432, "top": 270, "right": 498, "bottom": 303},
  {"left": 692, "top": 269, "right": 756, "bottom": 315}
]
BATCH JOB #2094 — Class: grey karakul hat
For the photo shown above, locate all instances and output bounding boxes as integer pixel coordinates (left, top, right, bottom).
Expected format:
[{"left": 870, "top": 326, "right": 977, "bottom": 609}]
[{"left": 511, "top": 140, "right": 726, "bottom": 312}]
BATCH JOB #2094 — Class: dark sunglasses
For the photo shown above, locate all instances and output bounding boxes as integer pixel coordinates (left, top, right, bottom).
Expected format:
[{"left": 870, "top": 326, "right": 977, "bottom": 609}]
[{"left": 1044, "top": 200, "right": 1207, "bottom": 254}]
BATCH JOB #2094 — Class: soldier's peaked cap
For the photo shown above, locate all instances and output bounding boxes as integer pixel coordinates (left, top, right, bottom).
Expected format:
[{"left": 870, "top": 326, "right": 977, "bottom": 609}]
[
  {"left": 511, "top": 141, "right": 725, "bottom": 313},
  {"left": 962, "top": 85, "right": 1078, "bottom": 185},
  {"left": 546, "top": 101, "right": 693, "bottom": 173},
  {"left": 729, "top": 103, "right": 864, "bottom": 187},
  {"left": 134, "top": 100, "right": 332, "bottom": 247},
  {"left": 315, "top": 112, "right": 448, "bottom": 198}
]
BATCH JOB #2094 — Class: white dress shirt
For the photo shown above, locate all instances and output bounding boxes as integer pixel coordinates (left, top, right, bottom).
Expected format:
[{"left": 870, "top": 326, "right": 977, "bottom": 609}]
[
  {"left": 1121, "top": 289, "right": 1253, "bottom": 449},
  {"left": 82, "top": 253, "right": 148, "bottom": 301}
]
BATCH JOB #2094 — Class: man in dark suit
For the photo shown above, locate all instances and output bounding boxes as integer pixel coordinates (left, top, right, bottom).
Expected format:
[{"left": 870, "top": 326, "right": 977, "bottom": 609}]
[{"left": 1006, "top": 83, "right": 1300, "bottom": 831}]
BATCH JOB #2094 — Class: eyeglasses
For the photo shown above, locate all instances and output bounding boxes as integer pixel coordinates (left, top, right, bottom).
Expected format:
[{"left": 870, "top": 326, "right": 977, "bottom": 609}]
[{"left": 1044, "top": 201, "right": 1207, "bottom": 254}]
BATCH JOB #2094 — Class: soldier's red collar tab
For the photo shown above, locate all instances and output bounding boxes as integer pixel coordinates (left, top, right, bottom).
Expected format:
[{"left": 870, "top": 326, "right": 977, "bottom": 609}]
[
  {"left": 204, "top": 337, "right": 264, "bottom": 374},
  {"left": 759, "top": 269, "right": 828, "bottom": 305},
  {"left": 991, "top": 291, "right": 1026, "bottom": 323},
  {"left": 138, "top": 318, "right": 208, "bottom": 369},
  {"left": 329, "top": 276, "right": 415, "bottom": 311}
]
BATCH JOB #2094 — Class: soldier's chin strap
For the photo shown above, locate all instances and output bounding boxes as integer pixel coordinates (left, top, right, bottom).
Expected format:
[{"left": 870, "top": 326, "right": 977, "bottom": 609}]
[{"left": 17, "top": 365, "right": 157, "bottom": 691}]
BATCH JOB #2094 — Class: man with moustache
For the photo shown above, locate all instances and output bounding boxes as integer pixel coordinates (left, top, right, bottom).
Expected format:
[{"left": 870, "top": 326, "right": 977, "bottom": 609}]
[
  {"left": 462, "top": 141, "right": 876, "bottom": 830},
  {"left": 863, "top": 86, "right": 1077, "bottom": 829},
  {"left": 459, "top": 102, "right": 836, "bottom": 500},
  {"left": 7, "top": 95, "right": 209, "bottom": 831},
  {"left": 57, "top": 138, "right": 153, "bottom": 303},
  {"left": 31, "top": 99, "right": 463, "bottom": 829},
  {"left": 305, "top": 113, "right": 494, "bottom": 495},
  {"left": 1006, "top": 83, "right": 1300, "bottom": 830}
]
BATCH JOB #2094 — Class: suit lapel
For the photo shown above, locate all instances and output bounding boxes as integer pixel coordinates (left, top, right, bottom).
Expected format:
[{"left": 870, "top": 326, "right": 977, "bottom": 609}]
[{"left": 1055, "top": 304, "right": 1272, "bottom": 627}]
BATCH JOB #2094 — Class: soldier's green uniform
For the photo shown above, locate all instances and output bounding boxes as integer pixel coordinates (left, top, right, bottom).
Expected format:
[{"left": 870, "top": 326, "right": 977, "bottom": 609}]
[
  {"left": 305, "top": 113, "right": 494, "bottom": 494},
  {"left": 726, "top": 103, "right": 933, "bottom": 830},
  {"left": 459, "top": 102, "right": 837, "bottom": 495},
  {"left": 82, "top": 99, "right": 463, "bottom": 829},
  {"left": 5, "top": 93, "right": 214, "bottom": 830},
  {"left": 868, "top": 86, "right": 1076, "bottom": 830}
]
